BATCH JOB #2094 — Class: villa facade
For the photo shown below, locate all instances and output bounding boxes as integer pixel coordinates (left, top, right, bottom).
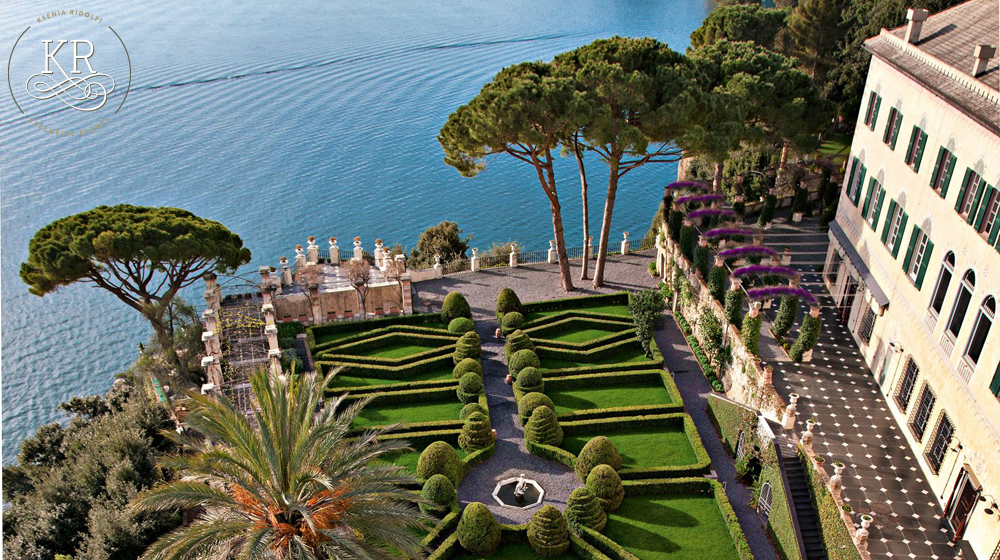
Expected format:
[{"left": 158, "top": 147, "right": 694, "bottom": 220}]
[{"left": 822, "top": 1, "right": 1000, "bottom": 558}]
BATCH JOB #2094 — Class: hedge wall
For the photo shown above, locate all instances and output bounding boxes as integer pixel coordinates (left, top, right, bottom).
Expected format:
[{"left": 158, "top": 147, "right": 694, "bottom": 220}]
[
  {"left": 422, "top": 508, "right": 461, "bottom": 549},
  {"left": 336, "top": 377, "right": 457, "bottom": 396},
  {"left": 315, "top": 332, "right": 457, "bottom": 359},
  {"left": 535, "top": 336, "right": 663, "bottom": 364},
  {"left": 526, "top": 316, "right": 632, "bottom": 342},
  {"left": 313, "top": 326, "right": 458, "bottom": 354},
  {"left": 309, "top": 311, "right": 447, "bottom": 343},
  {"left": 315, "top": 352, "right": 452, "bottom": 378},
  {"left": 427, "top": 520, "right": 615, "bottom": 560},
  {"left": 705, "top": 394, "right": 759, "bottom": 457},
  {"left": 538, "top": 360, "right": 665, "bottom": 378},
  {"left": 522, "top": 309, "right": 634, "bottom": 330},
  {"left": 520, "top": 292, "right": 629, "bottom": 315},
  {"left": 758, "top": 454, "right": 803, "bottom": 560},
  {"left": 798, "top": 447, "right": 863, "bottom": 560},
  {"left": 543, "top": 370, "right": 684, "bottom": 420},
  {"left": 577, "top": 526, "right": 641, "bottom": 560},
  {"left": 530, "top": 329, "right": 636, "bottom": 351}
]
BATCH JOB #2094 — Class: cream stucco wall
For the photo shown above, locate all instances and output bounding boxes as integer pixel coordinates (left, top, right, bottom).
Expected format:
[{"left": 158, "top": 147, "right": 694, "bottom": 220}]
[{"left": 828, "top": 55, "right": 1000, "bottom": 559}]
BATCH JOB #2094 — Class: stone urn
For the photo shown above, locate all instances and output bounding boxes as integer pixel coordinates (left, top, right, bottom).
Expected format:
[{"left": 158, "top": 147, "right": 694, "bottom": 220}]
[
  {"left": 505, "top": 374, "right": 513, "bottom": 385},
  {"left": 802, "top": 418, "right": 817, "bottom": 444},
  {"left": 495, "top": 327, "right": 503, "bottom": 339}
]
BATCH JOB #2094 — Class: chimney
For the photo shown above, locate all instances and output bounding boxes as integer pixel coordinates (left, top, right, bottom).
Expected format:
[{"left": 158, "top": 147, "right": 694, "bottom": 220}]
[
  {"left": 972, "top": 44, "right": 997, "bottom": 77},
  {"left": 904, "top": 8, "right": 929, "bottom": 44}
]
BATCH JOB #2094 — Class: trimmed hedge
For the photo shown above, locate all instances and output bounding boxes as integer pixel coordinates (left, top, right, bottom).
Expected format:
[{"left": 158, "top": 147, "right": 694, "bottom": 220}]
[
  {"left": 513, "top": 366, "right": 544, "bottom": 399},
  {"left": 518, "top": 392, "right": 555, "bottom": 425},
  {"left": 452, "top": 357, "right": 482, "bottom": 379},
  {"left": 758, "top": 457, "right": 803, "bottom": 560},
  {"left": 771, "top": 296, "right": 798, "bottom": 338},
  {"left": 338, "top": 377, "right": 458, "bottom": 397},
  {"left": 458, "top": 411, "right": 492, "bottom": 453},
  {"left": 309, "top": 312, "right": 445, "bottom": 346},
  {"left": 586, "top": 464, "right": 624, "bottom": 512},
  {"left": 459, "top": 402, "right": 488, "bottom": 420},
  {"left": 544, "top": 370, "right": 684, "bottom": 420},
  {"left": 577, "top": 526, "right": 640, "bottom": 560},
  {"left": 525, "top": 405, "right": 563, "bottom": 447},
  {"left": 520, "top": 292, "right": 628, "bottom": 316},
  {"left": 418, "top": 441, "right": 461, "bottom": 484},
  {"left": 536, "top": 360, "right": 665, "bottom": 379},
  {"left": 525, "top": 316, "right": 632, "bottom": 343},
  {"left": 522, "top": 309, "right": 632, "bottom": 331},
  {"left": 312, "top": 324, "right": 458, "bottom": 354},
  {"left": 501, "top": 311, "right": 525, "bottom": 336},
  {"left": 447, "top": 317, "right": 475, "bottom": 334},
  {"left": 453, "top": 331, "right": 482, "bottom": 365},
  {"left": 457, "top": 502, "right": 501, "bottom": 556},
  {"left": 575, "top": 436, "right": 622, "bottom": 481},
  {"left": 420, "top": 474, "right": 457, "bottom": 516},
  {"left": 680, "top": 225, "right": 695, "bottom": 261},
  {"left": 565, "top": 487, "right": 607, "bottom": 532},
  {"left": 724, "top": 289, "right": 744, "bottom": 328},
  {"left": 457, "top": 372, "right": 484, "bottom": 404},
  {"left": 528, "top": 505, "right": 571, "bottom": 557},
  {"left": 790, "top": 313, "right": 822, "bottom": 362},
  {"left": 504, "top": 330, "right": 535, "bottom": 360},
  {"left": 508, "top": 349, "right": 541, "bottom": 379},
  {"left": 694, "top": 245, "right": 710, "bottom": 278},
  {"left": 741, "top": 314, "right": 762, "bottom": 357},
  {"left": 441, "top": 291, "right": 472, "bottom": 324},
  {"left": 534, "top": 336, "right": 657, "bottom": 364},
  {"left": 422, "top": 508, "right": 461, "bottom": 549},
  {"left": 496, "top": 287, "right": 523, "bottom": 320},
  {"left": 316, "top": 331, "right": 457, "bottom": 360},
  {"left": 708, "top": 266, "right": 727, "bottom": 303},
  {"left": 528, "top": 329, "right": 635, "bottom": 352},
  {"left": 676, "top": 313, "right": 722, "bottom": 392}
]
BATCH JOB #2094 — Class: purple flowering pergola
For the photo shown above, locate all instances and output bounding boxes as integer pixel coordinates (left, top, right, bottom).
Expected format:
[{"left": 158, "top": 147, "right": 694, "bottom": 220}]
[
  {"left": 704, "top": 227, "right": 755, "bottom": 239},
  {"left": 687, "top": 208, "right": 734, "bottom": 220},
  {"left": 746, "top": 286, "right": 818, "bottom": 307},
  {"left": 717, "top": 246, "right": 777, "bottom": 260},
  {"left": 732, "top": 265, "right": 800, "bottom": 280},
  {"left": 675, "top": 194, "right": 725, "bottom": 206},
  {"left": 666, "top": 181, "right": 709, "bottom": 191}
]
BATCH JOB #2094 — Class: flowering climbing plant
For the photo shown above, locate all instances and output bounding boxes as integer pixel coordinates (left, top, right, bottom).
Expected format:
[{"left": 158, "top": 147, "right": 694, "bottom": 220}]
[
  {"left": 717, "top": 246, "right": 777, "bottom": 260},
  {"left": 703, "top": 228, "right": 755, "bottom": 239},
  {"left": 746, "top": 286, "right": 818, "bottom": 306},
  {"left": 675, "top": 194, "right": 724, "bottom": 206},
  {"left": 687, "top": 208, "right": 734, "bottom": 220},
  {"left": 732, "top": 265, "right": 799, "bottom": 279}
]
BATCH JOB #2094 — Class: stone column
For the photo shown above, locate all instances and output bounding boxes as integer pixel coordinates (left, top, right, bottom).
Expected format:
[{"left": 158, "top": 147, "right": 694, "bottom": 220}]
[
  {"left": 352, "top": 237, "right": 363, "bottom": 260},
  {"left": 782, "top": 392, "right": 798, "bottom": 430},
  {"left": 329, "top": 237, "right": 339, "bottom": 263},
  {"left": 203, "top": 273, "right": 221, "bottom": 312},
  {"left": 374, "top": 239, "right": 384, "bottom": 268},
  {"left": 201, "top": 356, "right": 223, "bottom": 387},
  {"left": 400, "top": 274, "right": 413, "bottom": 315},
  {"left": 280, "top": 257, "right": 293, "bottom": 286},
  {"left": 268, "top": 348, "right": 282, "bottom": 375},
  {"left": 587, "top": 235, "right": 594, "bottom": 259},
  {"left": 471, "top": 248, "right": 480, "bottom": 272},
  {"left": 801, "top": 418, "right": 816, "bottom": 445},
  {"left": 621, "top": 232, "right": 630, "bottom": 255},
  {"left": 829, "top": 462, "right": 845, "bottom": 498},
  {"left": 202, "top": 308, "right": 218, "bottom": 334},
  {"left": 509, "top": 245, "right": 518, "bottom": 268},
  {"left": 309, "top": 284, "right": 322, "bottom": 324},
  {"left": 262, "top": 302, "right": 275, "bottom": 326},
  {"left": 306, "top": 237, "right": 319, "bottom": 264},
  {"left": 547, "top": 240, "right": 556, "bottom": 264},
  {"left": 295, "top": 244, "right": 307, "bottom": 269}
]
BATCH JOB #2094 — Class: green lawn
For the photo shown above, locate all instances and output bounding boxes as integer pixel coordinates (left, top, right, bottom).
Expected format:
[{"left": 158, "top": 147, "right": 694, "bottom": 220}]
[
  {"left": 547, "top": 382, "right": 673, "bottom": 415},
  {"left": 327, "top": 367, "right": 454, "bottom": 390},
  {"left": 818, "top": 133, "right": 852, "bottom": 163},
  {"left": 540, "top": 349, "right": 652, "bottom": 370},
  {"left": 561, "top": 428, "right": 696, "bottom": 469},
  {"left": 356, "top": 341, "right": 443, "bottom": 359},
  {"left": 452, "top": 542, "right": 578, "bottom": 560},
  {"left": 604, "top": 494, "right": 740, "bottom": 560},
  {"left": 313, "top": 321, "right": 450, "bottom": 346},
  {"left": 525, "top": 303, "right": 631, "bottom": 322},
  {"left": 352, "top": 399, "right": 465, "bottom": 428},
  {"left": 545, "top": 327, "right": 622, "bottom": 343}
]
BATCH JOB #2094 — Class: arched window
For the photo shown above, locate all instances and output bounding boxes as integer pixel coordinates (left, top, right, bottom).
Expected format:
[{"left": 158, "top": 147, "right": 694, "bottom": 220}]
[
  {"left": 736, "top": 431, "right": 747, "bottom": 459},
  {"left": 757, "top": 482, "right": 773, "bottom": 522},
  {"left": 964, "top": 297, "right": 995, "bottom": 365},
  {"left": 947, "top": 270, "right": 975, "bottom": 338},
  {"left": 929, "top": 252, "right": 955, "bottom": 315}
]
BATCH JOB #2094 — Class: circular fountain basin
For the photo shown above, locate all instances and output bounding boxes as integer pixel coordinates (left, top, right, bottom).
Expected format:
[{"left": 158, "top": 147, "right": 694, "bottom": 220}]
[{"left": 492, "top": 477, "right": 544, "bottom": 510}]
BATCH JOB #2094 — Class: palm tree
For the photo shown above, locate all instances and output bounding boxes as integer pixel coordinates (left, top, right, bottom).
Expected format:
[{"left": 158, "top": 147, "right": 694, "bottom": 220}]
[{"left": 132, "top": 368, "right": 428, "bottom": 560}]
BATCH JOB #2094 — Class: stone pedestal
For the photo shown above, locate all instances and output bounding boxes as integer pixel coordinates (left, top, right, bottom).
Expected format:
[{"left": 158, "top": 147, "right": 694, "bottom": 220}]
[
  {"left": 802, "top": 419, "right": 816, "bottom": 445},
  {"left": 280, "top": 258, "right": 293, "bottom": 286},
  {"left": 509, "top": 246, "right": 518, "bottom": 268},
  {"left": 400, "top": 274, "right": 413, "bottom": 315},
  {"left": 353, "top": 238, "right": 363, "bottom": 261},
  {"left": 471, "top": 248, "right": 480, "bottom": 272},
  {"left": 202, "top": 309, "right": 217, "bottom": 333},
  {"left": 307, "top": 237, "right": 319, "bottom": 264},
  {"left": 329, "top": 237, "right": 339, "bottom": 263},
  {"left": 782, "top": 393, "right": 798, "bottom": 430},
  {"left": 374, "top": 239, "right": 385, "bottom": 268},
  {"left": 268, "top": 348, "right": 282, "bottom": 375},
  {"left": 295, "top": 245, "right": 307, "bottom": 269},
  {"left": 782, "top": 247, "right": 792, "bottom": 266},
  {"left": 547, "top": 240, "right": 556, "bottom": 264},
  {"left": 621, "top": 232, "right": 630, "bottom": 255},
  {"left": 262, "top": 303, "right": 275, "bottom": 326},
  {"left": 587, "top": 236, "right": 594, "bottom": 259}
]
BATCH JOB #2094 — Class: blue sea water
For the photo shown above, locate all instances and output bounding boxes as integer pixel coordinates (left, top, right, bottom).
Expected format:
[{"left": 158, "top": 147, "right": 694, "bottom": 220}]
[{"left": 0, "top": 0, "right": 714, "bottom": 463}]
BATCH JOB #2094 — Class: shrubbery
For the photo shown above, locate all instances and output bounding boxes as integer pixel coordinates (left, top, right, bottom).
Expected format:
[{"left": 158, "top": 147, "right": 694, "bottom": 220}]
[
  {"left": 698, "top": 310, "right": 723, "bottom": 358},
  {"left": 460, "top": 402, "right": 488, "bottom": 420},
  {"left": 708, "top": 266, "right": 727, "bottom": 303},
  {"left": 420, "top": 474, "right": 456, "bottom": 516},
  {"left": 564, "top": 487, "right": 607, "bottom": 531},
  {"left": 724, "top": 289, "right": 744, "bottom": 328},
  {"left": 417, "top": 441, "right": 461, "bottom": 484},
  {"left": 758, "top": 195, "right": 777, "bottom": 227},
  {"left": 771, "top": 296, "right": 798, "bottom": 338},
  {"left": 694, "top": 245, "right": 710, "bottom": 277},
  {"left": 504, "top": 330, "right": 535, "bottom": 360},
  {"left": 458, "top": 412, "right": 493, "bottom": 453},
  {"left": 457, "top": 372, "right": 484, "bottom": 404},
  {"left": 514, "top": 366, "right": 544, "bottom": 395},
  {"left": 628, "top": 288, "right": 664, "bottom": 359},
  {"left": 586, "top": 464, "right": 624, "bottom": 512},
  {"left": 501, "top": 311, "right": 525, "bottom": 336},
  {"left": 453, "top": 331, "right": 482, "bottom": 364},
  {"left": 527, "top": 505, "right": 571, "bottom": 557},
  {"left": 508, "top": 349, "right": 540, "bottom": 380},
  {"left": 448, "top": 317, "right": 475, "bottom": 334},
  {"left": 668, "top": 210, "right": 683, "bottom": 242},
  {"left": 575, "top": 436, "right": 622, "bottom": 481},
  {"left": 680, "top": 225, "right": 695, "bottom": 261},
  {"left": 525, "top": 405, "right": 563, "bottom": 446},
  {"left": 518, "top": 392, "right": 555, "bottom": 425},
  {"left": 457, "top": 502, "right": 501, "bottom": 556},
  {"left": 742, "top": 314, "right": 763, "bottom": 356},
  {"left": 496, "top": 288, "right": 523, "bottom": 320},
  {"left": 441, "top": 291, "right": 472, "bottom": 324},
  {"left": 790, "top": 313, "right": 822, "bottom": 362},
  {"left": 453, "top": 357, "right": 482, "bottom": 379}
]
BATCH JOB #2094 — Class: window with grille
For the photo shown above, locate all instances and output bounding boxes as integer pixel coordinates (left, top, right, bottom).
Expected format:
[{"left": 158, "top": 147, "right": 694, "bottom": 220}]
[
  {"left": 907, "top": 231, "right": 928, "bottom": 281},
  {"left": 757, "top": 482, "right": 773, "bottom": 522},
  {"left": 910, "top": 385, "right": 936, "bottom": 441},
  {"left": 964, "top": 297, "right": 995, "bottom": 365},
  {"left": 826, "top": 252, "right": 842, "bottom": 285},
  {"left": 895, "top": 358, "right": 919, "bottom": 411},
  {"left": 929, "top": 252, "right": 955, "bottom": 315},
  {"left": 887, "top": 205, "right": 904, "bottom": 252},
  {"left": 858, "top": 305, "right": 876, "bottom": 344},
  {"left": 926, "top": 414, "right": 953, "bottom": 473}
]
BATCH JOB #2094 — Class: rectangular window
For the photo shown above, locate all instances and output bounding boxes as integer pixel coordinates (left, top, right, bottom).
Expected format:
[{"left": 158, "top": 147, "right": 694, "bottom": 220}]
[
  {"left": 930, "top": 262, "right": 953, "bottom": 315},
  {"left": 883, "top": 107, "right": 903, "bottom": 149},
  {"left": 957, "top": 170, "right": 983, "bottom": 220},
  {"left": 865, "top": 182, "right": 884, "bottom": 228},
  {"left": 858, "top": 305, "right": 876, "bottom": 344},
  {"left": 887, "top": 205, "right": 904, "bottom": 253},
  {"left": 846, "top": 158, "right": 866, "bottom": 205},
  {"left": 907, "top": 231, "right": 928, "bottom": 281},
  {"left": 927, "top": 415, "right": 954, "bottom": 473},
  {"left": 895, "top": 358, "right": 919, "bottom": 411},
  {"left": 864, "top": 91, "right": 881, "bottom": 130},
  {"left": 904, "top": 126, "right": 928, "bottom": 172},
  {"left": 930, "top": 148, "right": 955, "bottom": 196},
  {"left": 977, "top": 189, "right": 999, "bottom": 239},
  {"left": 910, "top": 386, "right": 936, "bottom": 441}
]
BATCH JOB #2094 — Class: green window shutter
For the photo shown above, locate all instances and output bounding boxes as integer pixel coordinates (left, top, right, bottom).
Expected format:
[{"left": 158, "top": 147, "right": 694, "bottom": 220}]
[
  {"left": 871, "top": 96, "right": 881, "bottom": 131},
  {"left": 955, "top": 169, "right": 972, "bottom": 212},
  {"left": 872, "top": 189, "right": 886, "bottom": 231},
  {"left": 967, "top": 179, "right": 986, "bottom": 224},
  {"left": 890, "top": 112, "right": 903, "bottom": 149},
  {"left": 893, "top": 212, "right": 909, "bottom": 258},
  {"left": 902, "top": 225, "right": 919, "bottom": 272},
  {"left": 853, "top": 166, "right": 866, "bottom": 206},
  {"left": 929, "top": 147, "right": 943, "bottom": 189},
  {"left": 846, "top": 158, "right": 858, "bottom": 194},
  {"left": 990, "top": 362, "right": 1000, "bottom": 396},
  {"left": 882, "top": 200, "right": 897, "bottom": 244},
  {"left": 975, "top": 186, "right": 996, "bottom": 229},
  {"left": 941, "top": 154, "right": 957, "bottom": 198},
  {"left": 883, "top": 110, "right": 894, "bottom": 143},
  {"left": 916, "top": 239, "right": 934, "bottom": 290},
  {"left": 989, "top": 200, "right": 1000, "bottom": 245},
  {"left": 914, "top": 132, "right": 928, "bottom": 172},
  {"left": 865, "top": 93, "right": 875, "bottom": 126},
  {"left": 862, "top": 178, "right": 876, "bottom": 217},
  {"left": 905, "top": 126, "right": 918, "bottom": 163}
]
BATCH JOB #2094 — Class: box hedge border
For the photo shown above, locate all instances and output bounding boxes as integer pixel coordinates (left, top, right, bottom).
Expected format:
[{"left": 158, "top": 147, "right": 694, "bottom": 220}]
[
  {"left": 522, "top": 309, "right": 634, "bottom": 331},
  {"left": 521, "top": 292, "right": 629, "bottom": 315},
  {"left": 544, "top": 369, "right": 683, "bottom": 410},
  {"left": 535, "top": 336, "right": 662, "bottom": 364},
  {"left": 427, "top": 518, "right": 612, "bottom": 560},
  {"left": 309, "top": 311, "right": 445, "bottom": 343},
  {"left": 315, "top": 352, "right": 453, "bottom": 378},
  {"left": 312, "top": 323, "right": 456, "bottom": 353},
  {"left": 343, "top": 391, "right": 487, "bottom": 434},
  {"left": 539, "top": 360, "right": 664, "bottom": 378},
  {"left": 334, "top": 377, "right": 457, "bottom": 396},
  {"left": 315, "top": 341, "right": 455, "bottom": 365},
  {"left": 317, "top": 331, "right": 458, "bottom": 357}
]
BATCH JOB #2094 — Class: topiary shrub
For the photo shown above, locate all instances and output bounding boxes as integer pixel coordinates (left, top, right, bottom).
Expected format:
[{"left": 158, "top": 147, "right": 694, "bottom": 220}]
[
  {"left": 694, "top": 245, "right": 710, "bottom": 277},
  {"left": 733, "top": 200, "right": 746, "bottom": 217},
  {"left": 508, "top": 349, "right": 540, "bottom": 380},
  {"left": 525, "top": 405, "right": 563, "bottom": 446},
  {"left": 564, "top": 487, "right": 607, "bottom": 532},
  {"left": 500, "top": 311, "right": 525, "bottom": 336},
  {"left": 586, "top": 464, "right": 624, "bottom": 513},
  {"left": 453, "top": 331, "right": 482, "bottom": 365},
  {"left": 680, "top": 225, "right": 695, "bottom": 261},
  {"left": 771, "top": 296, "right": 798, "bottom": 338},
  {"left": 460, "top": 402, "right": 488, "bottom": 420},
  {"left": 742, "top": 314, "right": 762, "bottom": 357},
  {"left": 457, "top": 502, "right": 501, "bottom": 556},
  {"left": 458, "top": 411, "right": 493, "bottom": 453},
  {"left": 628, "top": 288, "right": 665, "bottom": 359},
  {"left": 441, "top": 291, "right": 472, "bottom": 324},
  {"left": 453, "top": 357, "right": 483, "bottom": 379},
  {"left": 724, "top": 289, "right": 744, "bottom": 328},
  {"left": 575, "top": 436, "right": 622, "bottom": 482},
  {"left": 420, "top": 474, "right": 456, "bottom": 516},
  {"left": 496, "top": 287, "right": 523, "bottom": 320},
  {"left": 698, "top": 309, "right": 723, "bottom": 358},
  {"left": 757, "top": 194, "right": 777, "bottom": 227},
  {"left": 707, "top": 266, "right": 727, "bottom": 303},
  {"left": 789, "top": 313, "right": 822, "bottom": 362},
  {"left": 518, "top": 392, "right": 555, "bottom": 425},
  {"left": 417, "top": 441, "right": 461, "bottom": 484},
  {"left": 668, "top": 210, "right": 683, "bottom": 242},
  {"left": 527, "top": 505, "right": 571, "bottom": 557},
  {"left": 448, "top": 317, "right": 475, "bottom": 334},
  {"left": 514, "top": 366, "right": 544, "bottom": 395},
  {"left": 504, "top": 330, "right": 535, "bottom": 360},
  {"left": 457, "top": 372, "right": 484, "bottom": 404}
]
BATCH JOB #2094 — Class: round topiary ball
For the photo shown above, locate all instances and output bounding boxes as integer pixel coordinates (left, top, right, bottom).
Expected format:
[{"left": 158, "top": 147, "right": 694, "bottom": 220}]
[
  {"left": 518, "top": 392, "right": 555, "bottom": 425},
  {"left": 417, "top": 441, "right": 460, "bottom": 484},
  {"left": 525, "top": 405, "right": 563, "bottom": 446},
  {"left": 453, "top": 357, "right": 483, "bottom": 379},
  {"left": 420, "top": 474, "right": 456, "bottom": 516},
  {"left": 508, "top": 349, "right": 540, "bottom": 380},
  {"left": 458, "top": 411, "right": 493, "bottom": 454},
  {"left": 514, "top": 366, "right": 544, "bottom": 395},
  {"left": 448, "top": 317, "right": 475, "bottom": 334},
  {"left": 564, "top": 487, "right": 607, "bottom": 531},
  {"left": 504, "top": 330, "right": 535, "bottom": 360},
  {"left": 527, "top": 504, "right": 570, "bottom": 557},
  {"left": 496, "top": 287, "right": 523, "bottom": 320},
  {"left": 460, "top": 402, "right": 488, "bottom": 420},
  {"left": 453, "top": 331, "right": 482, "bottom": 365},
  {"left": 457, "top": 372, "right": 484, "bottom": 404},
  {"left": 457, "top": 502, "right": 501, "bottom": 556},
  {"left": 441, "top": 291, "right": 472, "bottom": 324},
  {"left": 501, "top": 311, "right": 525, "bottom": 336},
  {"left": 586, "top": 464, "right": 625, "bottom": 513},
  {"left": 575, "top": 436, "right": 622, "bottom": 482}
]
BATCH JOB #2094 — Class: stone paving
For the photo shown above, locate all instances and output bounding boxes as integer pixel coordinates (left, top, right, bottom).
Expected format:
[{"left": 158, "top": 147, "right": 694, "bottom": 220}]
[{"left": 762, "top": 213, "right": 961, "bottom": 560}]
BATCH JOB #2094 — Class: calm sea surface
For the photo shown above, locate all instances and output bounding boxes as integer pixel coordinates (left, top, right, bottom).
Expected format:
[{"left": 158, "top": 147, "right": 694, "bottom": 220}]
[{"left": 0, "top": 0, "right": 714, "bottom": 462}]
